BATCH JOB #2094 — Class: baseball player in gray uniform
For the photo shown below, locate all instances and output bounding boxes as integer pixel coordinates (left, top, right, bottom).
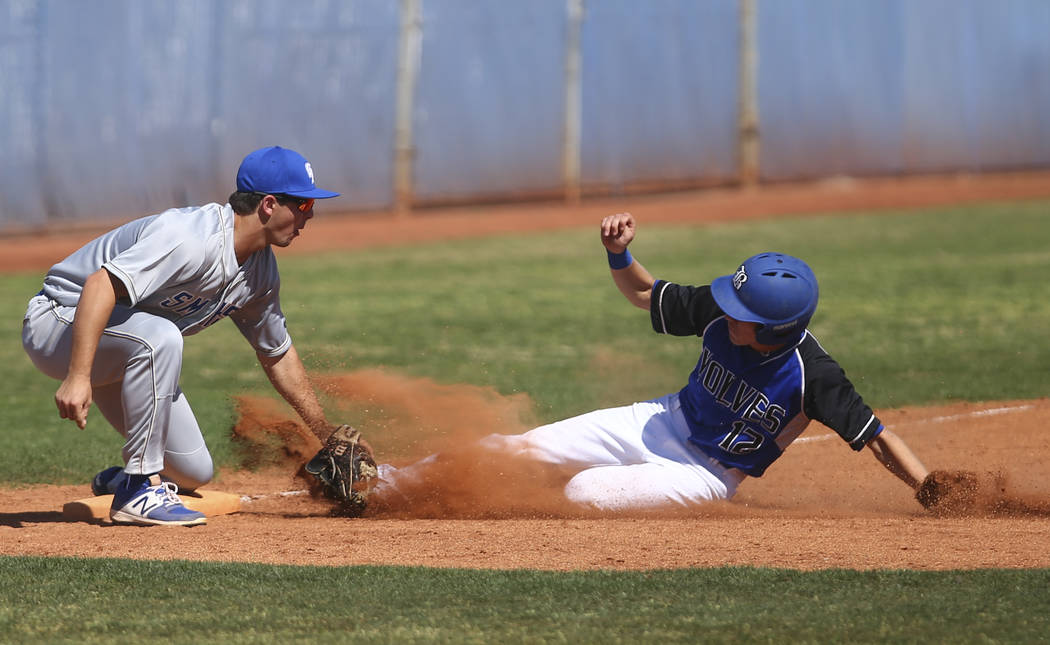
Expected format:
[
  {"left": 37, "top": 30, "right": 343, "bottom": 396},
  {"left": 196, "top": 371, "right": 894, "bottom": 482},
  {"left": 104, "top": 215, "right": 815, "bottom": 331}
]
[
  {"left": 375, "top": 213, "right": 930, "bottom": 512},
  {"left": 22, "top": 146, "right": 341, "bottom": 526}
]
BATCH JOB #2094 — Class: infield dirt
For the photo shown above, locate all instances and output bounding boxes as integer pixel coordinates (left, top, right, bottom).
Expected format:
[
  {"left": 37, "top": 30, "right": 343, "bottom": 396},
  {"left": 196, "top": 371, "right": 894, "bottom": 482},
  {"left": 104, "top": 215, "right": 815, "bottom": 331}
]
[{"left": 3, "top": 171, "right": 1050, "bottom": 570}]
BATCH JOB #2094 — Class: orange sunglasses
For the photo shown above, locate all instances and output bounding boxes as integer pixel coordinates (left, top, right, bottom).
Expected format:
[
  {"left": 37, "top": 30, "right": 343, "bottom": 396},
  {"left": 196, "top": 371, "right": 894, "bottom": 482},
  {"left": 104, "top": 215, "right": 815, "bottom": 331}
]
[{"left": 283, "top": 196, "right": 314, "bottom": 212}]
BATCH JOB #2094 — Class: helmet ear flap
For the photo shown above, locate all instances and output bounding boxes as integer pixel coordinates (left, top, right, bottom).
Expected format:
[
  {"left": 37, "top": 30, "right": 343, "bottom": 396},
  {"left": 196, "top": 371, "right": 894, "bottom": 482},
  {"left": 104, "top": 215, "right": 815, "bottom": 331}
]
[
  {"left": 753, "top": 323, "right": 770, "bottom": 345},
  {"left": 753, "top": 318, "right": 808, "bottom": 346}
]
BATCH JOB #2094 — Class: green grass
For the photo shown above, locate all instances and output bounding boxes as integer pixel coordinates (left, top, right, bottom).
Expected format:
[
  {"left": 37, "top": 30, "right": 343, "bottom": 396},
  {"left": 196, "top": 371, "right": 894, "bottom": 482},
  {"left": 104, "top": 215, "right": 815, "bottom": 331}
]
[
  {"left": 1, "top": 200, "right": 1048, "bottom": 483},
  {"left": 2, "top": 556, "right": 1048, "bottom": 644}
]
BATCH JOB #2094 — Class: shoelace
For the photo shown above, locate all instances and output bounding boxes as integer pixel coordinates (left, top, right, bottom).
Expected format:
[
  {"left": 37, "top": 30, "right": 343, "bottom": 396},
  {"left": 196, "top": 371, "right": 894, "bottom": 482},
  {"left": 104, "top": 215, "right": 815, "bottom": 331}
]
[{"left": 156, "top": 481, "right": 183, "bottom": 506}]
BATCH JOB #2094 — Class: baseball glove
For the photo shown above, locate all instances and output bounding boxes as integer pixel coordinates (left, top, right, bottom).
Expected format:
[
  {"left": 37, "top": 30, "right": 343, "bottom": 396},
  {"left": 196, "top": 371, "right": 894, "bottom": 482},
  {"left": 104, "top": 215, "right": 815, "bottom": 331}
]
[{"left": 304, "top": 424, "right": 378, "bottom": 517}]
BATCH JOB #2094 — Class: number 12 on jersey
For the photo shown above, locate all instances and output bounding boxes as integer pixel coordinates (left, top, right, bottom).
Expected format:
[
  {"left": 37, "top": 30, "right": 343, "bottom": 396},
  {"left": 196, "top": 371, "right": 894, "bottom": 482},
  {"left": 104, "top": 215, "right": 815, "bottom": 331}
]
[{"left": 718, "top": 420, "right": 764, "bottom": 455}]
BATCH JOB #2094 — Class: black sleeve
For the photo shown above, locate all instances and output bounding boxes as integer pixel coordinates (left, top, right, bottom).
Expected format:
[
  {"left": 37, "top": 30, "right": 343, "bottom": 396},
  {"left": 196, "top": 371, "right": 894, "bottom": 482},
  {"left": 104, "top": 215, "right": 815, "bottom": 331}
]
[
  {"left": 649, "top": 280, "right": 725, "bottom": 337},
  {"left": 798, "top": 334, "right": 883, "bottom": 451}
]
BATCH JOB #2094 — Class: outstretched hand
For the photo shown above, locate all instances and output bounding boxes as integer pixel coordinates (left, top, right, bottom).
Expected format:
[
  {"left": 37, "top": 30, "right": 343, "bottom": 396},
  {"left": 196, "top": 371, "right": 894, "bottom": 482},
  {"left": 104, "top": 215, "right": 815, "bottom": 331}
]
[{"left": 600, "top": 212, "right": 636, "bottom": 253}]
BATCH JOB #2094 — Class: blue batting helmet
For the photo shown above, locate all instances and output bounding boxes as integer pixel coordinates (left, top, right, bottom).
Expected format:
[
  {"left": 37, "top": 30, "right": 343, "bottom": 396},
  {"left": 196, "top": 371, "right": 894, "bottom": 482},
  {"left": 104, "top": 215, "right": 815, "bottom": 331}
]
[{"left": 710, "top": 252, "right": 819, "bottom": 345}]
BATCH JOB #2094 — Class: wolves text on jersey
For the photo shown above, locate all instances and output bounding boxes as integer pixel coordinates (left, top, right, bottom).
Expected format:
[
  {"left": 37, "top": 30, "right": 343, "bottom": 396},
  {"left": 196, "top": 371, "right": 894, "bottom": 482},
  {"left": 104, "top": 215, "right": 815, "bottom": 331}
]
[{"left": 696, "top": 347, "right": 786, "bottom": 434}]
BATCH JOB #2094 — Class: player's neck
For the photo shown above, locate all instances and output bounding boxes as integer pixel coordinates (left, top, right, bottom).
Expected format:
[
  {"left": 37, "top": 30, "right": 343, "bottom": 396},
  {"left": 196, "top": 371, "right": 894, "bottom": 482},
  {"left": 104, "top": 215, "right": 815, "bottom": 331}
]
[{"left": 232, "top": 212, "right": 266, "bottom": 264}]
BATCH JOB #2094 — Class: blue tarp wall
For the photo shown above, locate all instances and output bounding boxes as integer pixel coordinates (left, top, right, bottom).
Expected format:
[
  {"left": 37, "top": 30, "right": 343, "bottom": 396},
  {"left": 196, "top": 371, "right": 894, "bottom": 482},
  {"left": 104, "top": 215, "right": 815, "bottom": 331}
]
[{"left": 2, "top": 0, "right": 1048, "bottom": 231}]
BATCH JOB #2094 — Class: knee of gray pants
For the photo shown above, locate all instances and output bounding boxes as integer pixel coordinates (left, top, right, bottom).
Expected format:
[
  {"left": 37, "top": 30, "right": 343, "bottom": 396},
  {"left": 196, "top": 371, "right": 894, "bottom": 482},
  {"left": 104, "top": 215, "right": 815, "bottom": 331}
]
[{"left": 161, "top": 448, "right": 214, "bottom": 492}]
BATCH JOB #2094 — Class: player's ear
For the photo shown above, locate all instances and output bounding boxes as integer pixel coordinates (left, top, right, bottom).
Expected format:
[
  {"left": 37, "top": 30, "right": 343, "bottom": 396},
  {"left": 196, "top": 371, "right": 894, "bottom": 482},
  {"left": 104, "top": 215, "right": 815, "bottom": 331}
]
[{"left": 258, "top": 194, "right": 278, "bottom": 221}]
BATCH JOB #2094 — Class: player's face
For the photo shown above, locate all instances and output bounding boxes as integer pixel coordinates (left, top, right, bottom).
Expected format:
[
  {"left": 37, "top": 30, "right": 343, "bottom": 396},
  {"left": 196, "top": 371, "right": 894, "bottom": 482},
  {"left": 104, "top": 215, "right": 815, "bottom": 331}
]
[
  {"left": 266, "top": 196, "right": 315, "bottom": 247},
  {"left": 726, "top": 317, "right": 759, "bottom": 346}
]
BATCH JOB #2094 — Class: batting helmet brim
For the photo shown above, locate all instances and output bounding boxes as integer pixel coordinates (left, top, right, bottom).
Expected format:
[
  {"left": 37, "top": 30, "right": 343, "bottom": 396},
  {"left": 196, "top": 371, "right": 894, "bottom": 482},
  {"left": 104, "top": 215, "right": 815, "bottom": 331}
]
[{"left": 711, "top": 274, "right": 765, "bottom": 324}]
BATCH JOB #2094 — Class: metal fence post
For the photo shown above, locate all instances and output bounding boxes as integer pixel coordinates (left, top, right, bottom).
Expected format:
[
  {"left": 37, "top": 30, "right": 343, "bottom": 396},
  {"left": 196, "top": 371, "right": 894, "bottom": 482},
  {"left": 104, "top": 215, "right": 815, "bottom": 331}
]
[
  {"left": 394, "top": 0, "right": 422, "bottom": 215},
  {"left": 738, "top": 0, "right": 759, "bottom": 187},
  {"left": 563, "top": 0, "right": 584, "bottom": 204}
]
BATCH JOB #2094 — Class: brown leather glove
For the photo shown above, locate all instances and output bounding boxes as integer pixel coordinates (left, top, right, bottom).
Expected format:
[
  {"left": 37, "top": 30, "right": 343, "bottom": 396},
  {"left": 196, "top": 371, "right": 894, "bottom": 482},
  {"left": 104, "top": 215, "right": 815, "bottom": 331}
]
[{"left": 304, "top": 425, "right": 378, "bottom": 517}]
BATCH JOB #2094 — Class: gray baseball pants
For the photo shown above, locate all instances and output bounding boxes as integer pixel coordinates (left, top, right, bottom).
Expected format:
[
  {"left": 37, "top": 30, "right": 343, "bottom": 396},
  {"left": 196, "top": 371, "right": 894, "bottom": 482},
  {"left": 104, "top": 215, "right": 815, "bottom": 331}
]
[{"left": 22, "top": 294, "right": 213, "bottom": 490}]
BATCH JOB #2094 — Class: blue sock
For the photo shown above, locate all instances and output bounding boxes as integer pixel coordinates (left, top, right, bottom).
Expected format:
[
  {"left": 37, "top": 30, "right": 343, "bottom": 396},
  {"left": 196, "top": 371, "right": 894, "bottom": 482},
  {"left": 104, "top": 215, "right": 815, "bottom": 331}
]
[{"left": 122, "top": 474, "right": 152, "bottom": 490}]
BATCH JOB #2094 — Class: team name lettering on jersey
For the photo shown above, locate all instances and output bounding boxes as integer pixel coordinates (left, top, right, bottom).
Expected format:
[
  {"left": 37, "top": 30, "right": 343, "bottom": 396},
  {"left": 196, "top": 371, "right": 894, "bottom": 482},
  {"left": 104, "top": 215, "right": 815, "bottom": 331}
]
[
  {"left": 696, "top": 347, "right": 786, "bottom": 433},
  {"left": 159, "top": 291, "right": 211, "bottom": 314},
  {"left": 159, "top": 291, "right": 239, "bottom": 327}
]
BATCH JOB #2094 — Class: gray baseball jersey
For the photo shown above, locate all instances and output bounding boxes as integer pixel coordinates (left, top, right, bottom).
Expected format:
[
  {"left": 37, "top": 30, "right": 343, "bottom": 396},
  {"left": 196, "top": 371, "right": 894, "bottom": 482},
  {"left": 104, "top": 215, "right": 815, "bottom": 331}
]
[
  {"left": 24, "top": 203, "right": 289, "bottom": 481},
  {"left": 42, "top": 203, "right": 290, "bottom": 356}
]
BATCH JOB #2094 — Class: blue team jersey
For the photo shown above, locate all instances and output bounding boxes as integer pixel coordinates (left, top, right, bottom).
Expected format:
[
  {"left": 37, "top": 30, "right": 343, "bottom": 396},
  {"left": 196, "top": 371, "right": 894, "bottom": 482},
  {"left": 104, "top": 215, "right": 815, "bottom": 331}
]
[{"left": 651, "top": 280, "right": 883, "bottom": 477}]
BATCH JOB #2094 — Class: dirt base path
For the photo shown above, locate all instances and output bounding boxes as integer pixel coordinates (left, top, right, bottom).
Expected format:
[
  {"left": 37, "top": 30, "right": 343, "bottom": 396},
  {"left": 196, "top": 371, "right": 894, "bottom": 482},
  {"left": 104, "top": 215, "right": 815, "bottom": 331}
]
[{"left": 4, "top": 172, "right": 1050, "bottom": 570}]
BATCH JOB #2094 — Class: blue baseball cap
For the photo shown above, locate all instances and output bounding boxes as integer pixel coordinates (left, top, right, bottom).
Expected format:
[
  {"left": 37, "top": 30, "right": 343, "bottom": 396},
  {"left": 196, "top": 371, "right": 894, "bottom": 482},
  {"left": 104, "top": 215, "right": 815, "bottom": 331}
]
[{"left": 236, "top": 146, "right": 340, "bottom": 199}]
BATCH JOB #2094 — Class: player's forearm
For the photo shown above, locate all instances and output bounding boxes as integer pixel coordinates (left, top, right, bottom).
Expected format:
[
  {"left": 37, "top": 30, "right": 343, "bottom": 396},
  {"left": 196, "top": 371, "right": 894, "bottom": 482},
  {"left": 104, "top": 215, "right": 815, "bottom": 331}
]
[
  {"left": 867, "top": 429, "right": 929, "bottom": 490},
  {"left": 601, "top": 212, "right": 652, "bottom": 309},
  {"left": 258, "top": 344, "right": 331, "bottom": 441},
  {"left": 610, "top": 258, "right": 655, "bottom": 310},
  {"left": 67, "top": 269, "right": 118, "bottom": 378}
]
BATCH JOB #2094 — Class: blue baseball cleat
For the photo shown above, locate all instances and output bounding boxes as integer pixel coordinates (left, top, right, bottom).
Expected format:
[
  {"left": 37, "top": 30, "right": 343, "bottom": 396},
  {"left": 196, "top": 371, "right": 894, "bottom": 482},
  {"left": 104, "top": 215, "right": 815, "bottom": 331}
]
[
  {"left": 91, "top": 466, "right": 126, "bottom": 496},
  {"left": 110, "top": 475, "right": 206, "bottom": 526}
]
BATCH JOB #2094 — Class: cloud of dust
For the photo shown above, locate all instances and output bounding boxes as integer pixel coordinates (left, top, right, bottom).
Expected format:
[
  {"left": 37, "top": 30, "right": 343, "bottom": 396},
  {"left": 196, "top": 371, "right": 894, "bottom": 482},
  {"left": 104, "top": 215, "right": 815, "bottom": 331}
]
[
  {"left": 231, "top": 368, "right": 589, "bottom": 518},
  {"left": 231, "top": 395, "right": 322, "bottom": 469},
  {"left": 316, "top": 368, "right": 536, "bottom": 461},
  {"left": 920, "top": 469, "right": 1050, "bottom": 518}
]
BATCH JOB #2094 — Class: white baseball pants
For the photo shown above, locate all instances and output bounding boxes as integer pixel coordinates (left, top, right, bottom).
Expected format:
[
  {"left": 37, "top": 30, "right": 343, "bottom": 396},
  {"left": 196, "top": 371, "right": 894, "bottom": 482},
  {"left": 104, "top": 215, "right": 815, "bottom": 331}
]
[{"left": 481, "top": 392, "right": 746, "bottom": 512}]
